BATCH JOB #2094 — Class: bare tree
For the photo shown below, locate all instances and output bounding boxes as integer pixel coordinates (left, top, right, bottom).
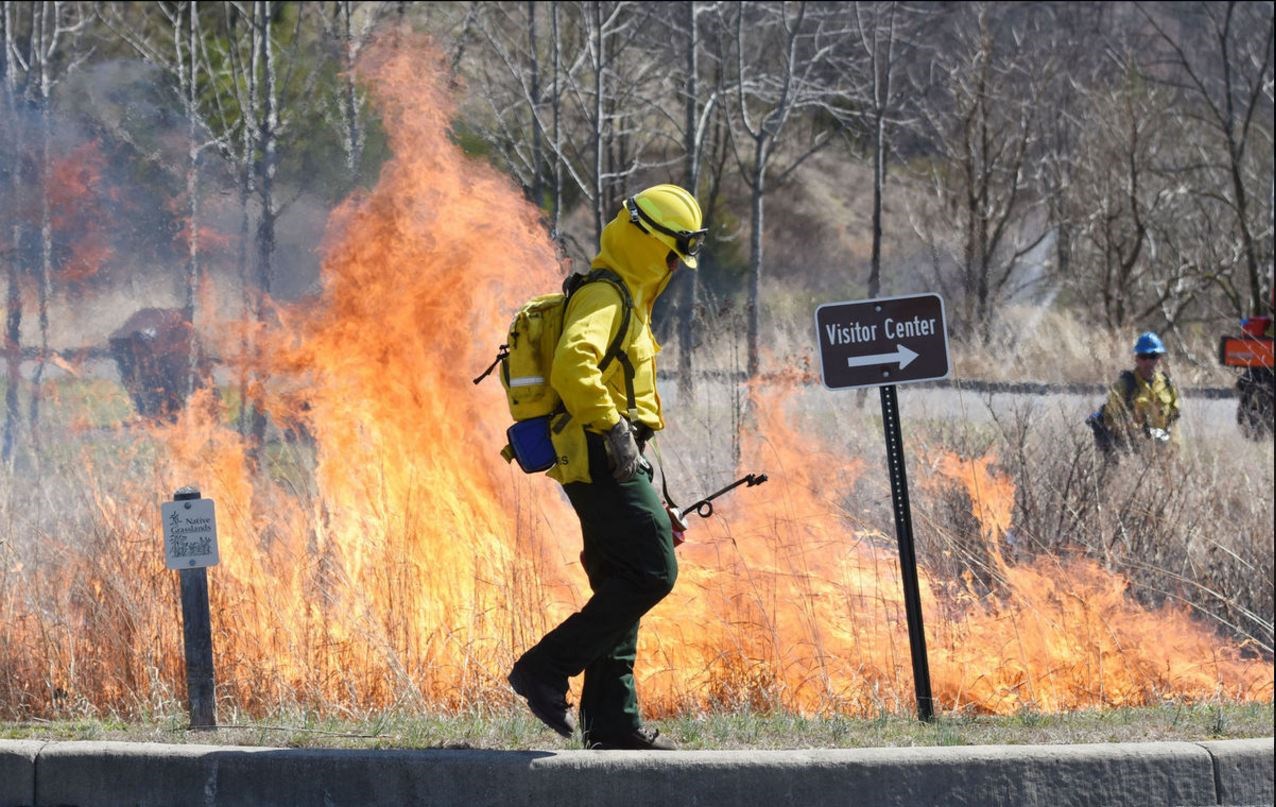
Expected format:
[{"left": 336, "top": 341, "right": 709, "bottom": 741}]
[
  {"left": 726, "top": 0, "right": 850, "bottom": 377},
  {"left": 2, "top": 0, "right": 23, "bottom": 463},
  {"left": 1031, "top": 2, "right": 1121, "bottom": 305},
  {"left": 848, "top": 1, "right": 919, "bottom": 300},
  {"left": 578, "top": 1, "right": 676, "bottom": 244},
  {"left": 316, "top": 1, "right": 388, "bottom": 188},
  {"left": 527, "top": 0, "right": 545, "bottom": 204},
  {"left": 100, "top": 1, "right": 225, "bottom": 397},
  {"left": 1066, "top": 60, "right": 1189, "bottom": 329},
  {"left": 909, "top": 2, "right": 1050, "bottom": 343},
  {"left": 631, "top": 1, "right": 730, "bottom": 394},
  {"left": 201, "top": 0, "right": 263, "bottom": 436},
  {"left": 197, "top": 1, "right": 321, "bottom": 451},
  {"left": 1139, "top": 1, "right": 1274, "bottom": 318},
  {"left": 467, "top": 1, "right": 675, "bottom": 262},
  {"left": 467, "top": 2, "right": 555, "bottom": 207},
  {"left": 550, "top": 0, "right": 563, "bottom": 237},
  {"left": 4, "top": 2, "right": 90, "bottom": 452},
  {"left": 673, "top": 1, "right": 726, "bottom": 396},
  {"left": 245, "top": 0, "right": 282, "bottom": 451}
]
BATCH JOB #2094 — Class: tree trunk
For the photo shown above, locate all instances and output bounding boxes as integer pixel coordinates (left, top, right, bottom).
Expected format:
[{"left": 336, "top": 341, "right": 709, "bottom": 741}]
[
  {"left": 1229, "top": 144, "right": 1262, "bottom": 315},
  {"left": 684, "top": 0, "right": 700, "bottom": 193},
  {"left": 2, "top": 1, "right": 23, "bottom": 464},
  {"left": 746, "top": 138, "right": 767, "bottom": 379},
  {"left": 550, "top": 0, "right": 562, "bottom": 239},
  {"left": 184, "top": 1, "right": 205, "bottom": 399},
  {"left": 677, "top": 0, "right": 700, "bottom": 398},
  {"left": 869, "top": 108, "right": 884, "bottom": 299},
  {"left": 339, "top": 0, "right": 363, "bottom": 183},
  {"left": 1213, "top": 3, "right": 1265, "bottom": 316},
  {"left": 527, "top": 0, "right": 542, "bottom": 205},
  {"left": 28, "top": 1, "right": 52, "bottom": 447},
  {"left": 256, "top": 0, "right": 278, "bottom": 306},
  {"left": 236, "top": 160, "right": 254, "bottom": 436},
  {"left": 1269, "top": 159, "right": 1274, "bottom": 317},
  {"left": 235, "top": 0, "right": 262, "bottom": 437},
  {"left": 591, "top": 0, "right": 604, "bottom": 245},
  {"left": 250, "top": 0, "right": 278, "bottom": 454},
  {"left": 864, "top": 2, "right": 901, "bottom": 301}
]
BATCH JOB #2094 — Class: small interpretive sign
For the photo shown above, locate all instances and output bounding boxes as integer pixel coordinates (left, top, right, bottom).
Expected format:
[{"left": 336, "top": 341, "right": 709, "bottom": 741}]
[{"left": 161, "top": 497, "right": 219, "bottom": 570}]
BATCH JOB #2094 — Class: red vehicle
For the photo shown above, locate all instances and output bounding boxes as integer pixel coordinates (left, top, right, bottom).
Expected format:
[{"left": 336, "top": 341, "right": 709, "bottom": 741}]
[{"left": 1219, "top": 314, "right": 1274, "bottom": 439}]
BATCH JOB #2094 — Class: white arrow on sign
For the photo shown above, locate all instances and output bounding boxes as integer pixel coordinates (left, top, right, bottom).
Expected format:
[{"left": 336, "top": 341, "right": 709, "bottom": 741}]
[{"left": 846, "top": 344, "right": 919, "bottom": 370}]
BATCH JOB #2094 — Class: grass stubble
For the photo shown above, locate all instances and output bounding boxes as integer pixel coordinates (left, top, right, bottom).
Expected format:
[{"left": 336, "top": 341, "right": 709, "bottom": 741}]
[{"left": 1, "top": 701, "right": 1270, "bottom": 751}]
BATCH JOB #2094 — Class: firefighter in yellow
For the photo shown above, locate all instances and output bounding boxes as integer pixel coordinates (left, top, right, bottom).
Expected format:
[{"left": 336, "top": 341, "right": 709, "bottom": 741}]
[
  {"left": 1098, "top": 331, "right": 1181, "bottom": 453},
  {"left": 508, "top": 184, "right": 705, "bottom": 751}
]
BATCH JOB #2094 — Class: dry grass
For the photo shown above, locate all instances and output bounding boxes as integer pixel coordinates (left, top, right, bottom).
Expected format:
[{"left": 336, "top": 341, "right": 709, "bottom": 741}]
[{"left": 0, "top": 303, "right": 1271, "bottom": 726}]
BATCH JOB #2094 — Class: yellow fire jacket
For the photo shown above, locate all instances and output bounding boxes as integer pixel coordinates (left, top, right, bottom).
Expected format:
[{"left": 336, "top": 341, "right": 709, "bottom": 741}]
[
  {"left": 547, "top": 207, "right": 677, "bottom": 484},
  {"left": 1101, "top": 369, "right": 1181, "bottom": 439}
]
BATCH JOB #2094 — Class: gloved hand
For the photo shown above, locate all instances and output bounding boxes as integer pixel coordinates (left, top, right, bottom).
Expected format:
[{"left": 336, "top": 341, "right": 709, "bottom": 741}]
[{"left": 604, "top": 419, "right": 642, "bottom": 482}]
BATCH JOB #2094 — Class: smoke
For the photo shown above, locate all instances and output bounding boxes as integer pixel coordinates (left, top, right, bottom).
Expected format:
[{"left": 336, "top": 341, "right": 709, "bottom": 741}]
[{"left": 1, "top": 58, "right": 335, "bottom": 354}]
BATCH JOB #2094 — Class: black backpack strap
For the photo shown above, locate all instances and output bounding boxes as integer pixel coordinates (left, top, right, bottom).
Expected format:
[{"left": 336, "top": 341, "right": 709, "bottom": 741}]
[
  {"left": 1160, "top": 370, "right": 1180, "bottom": 423},
  {"left": 1118, "top": 370, "right": 1138, "bottom": 408},
  {"left": 566, "top": 268, "right": 637, "bottom": 414}
]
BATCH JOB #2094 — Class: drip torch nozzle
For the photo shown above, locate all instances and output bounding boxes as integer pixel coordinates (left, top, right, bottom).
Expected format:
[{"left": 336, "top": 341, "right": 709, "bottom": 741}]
[{"left": 679, "top": 472, "right": 769, "bottom": 521}]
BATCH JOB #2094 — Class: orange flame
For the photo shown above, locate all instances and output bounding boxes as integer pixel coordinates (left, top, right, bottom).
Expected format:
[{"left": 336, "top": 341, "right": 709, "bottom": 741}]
[
  {"left": 921, "top": 450, "right": 1267, "bottom": 711},
  {"left": 48, "top": 140, "right": 114, "bottom": 284},
  {"left": 636, "top": 392, "right": 1270, "bottom": 715},
  {"left": 139, "top": 35, "right": 585, "bottom": 712}
]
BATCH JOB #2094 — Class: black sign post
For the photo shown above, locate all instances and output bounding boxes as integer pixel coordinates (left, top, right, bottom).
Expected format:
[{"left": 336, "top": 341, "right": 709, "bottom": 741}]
[
  {"left": 815, "top": 293, "right": 949, "bottom": 721},
  {"left": 170, "top": 487, "right": 217, "bottom": 729},
  {"left": 879, "top": 383, "right": 934, "bottom": 721}
]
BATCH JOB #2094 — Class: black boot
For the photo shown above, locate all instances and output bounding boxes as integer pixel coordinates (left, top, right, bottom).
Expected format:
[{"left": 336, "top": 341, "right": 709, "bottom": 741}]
[
  {"left": 583, "top": 726, "right": 676, "bottom": 751},
  {"left": 508, "top": 658, "right": 576, "bottom": 738}
]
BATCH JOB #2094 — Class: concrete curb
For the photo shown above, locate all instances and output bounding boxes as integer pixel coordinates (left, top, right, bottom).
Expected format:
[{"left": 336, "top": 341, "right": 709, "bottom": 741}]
[
  {"left": 1200, "top": 739, "right": 1276, "bottom": 805},
  {"left": 1, "top": 737, "right": 1271, "bottom": 807},
  {"left": 0, "top": 741, "right": 42, "bottom": 807}
]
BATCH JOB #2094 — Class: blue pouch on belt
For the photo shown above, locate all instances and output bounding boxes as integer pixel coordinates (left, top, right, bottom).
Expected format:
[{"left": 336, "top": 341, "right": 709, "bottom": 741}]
[{"left": 506, "top": 416, "right": 556, "bottom": 473}]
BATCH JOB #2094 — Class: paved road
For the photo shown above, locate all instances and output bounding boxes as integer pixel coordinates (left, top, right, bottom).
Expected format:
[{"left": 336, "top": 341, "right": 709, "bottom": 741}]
[
  {"left": 21, "top": 353, "right": 1262, "bottom": 443},
  {"left": 656, "top": 371, "right": 1253, "bottom": 442}
]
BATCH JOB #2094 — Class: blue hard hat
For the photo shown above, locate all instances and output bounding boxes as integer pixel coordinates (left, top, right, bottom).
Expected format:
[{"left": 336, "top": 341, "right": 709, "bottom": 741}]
[{"left": 1133, "top": 331, "right": 1166, "bottom": 355}]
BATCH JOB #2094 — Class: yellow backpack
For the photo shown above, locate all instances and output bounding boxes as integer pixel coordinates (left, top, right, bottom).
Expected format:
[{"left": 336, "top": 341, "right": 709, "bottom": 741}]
[{"left": 474, "top": 268, "right": 634, "bottom": 472}]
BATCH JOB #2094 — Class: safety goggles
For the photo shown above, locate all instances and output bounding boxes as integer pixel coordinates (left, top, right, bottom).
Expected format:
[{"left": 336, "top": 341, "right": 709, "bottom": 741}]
[
  {"left": 625, "top": 197, "right": 708, "bottom": 260},
  {"left": 1135, "top": 353, "right": 1163, "bottom": 361}
]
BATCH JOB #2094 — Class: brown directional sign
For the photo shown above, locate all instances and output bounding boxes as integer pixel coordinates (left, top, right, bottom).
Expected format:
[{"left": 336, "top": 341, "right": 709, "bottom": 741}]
[{"left": 815, "top": 293, "right": 950, "bottom": 390}]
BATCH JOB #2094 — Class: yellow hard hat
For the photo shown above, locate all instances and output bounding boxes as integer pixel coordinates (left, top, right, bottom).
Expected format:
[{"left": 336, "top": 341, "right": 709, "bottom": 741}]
[{"left": 624, "top": 184, "right": 706, "bottom": 268}]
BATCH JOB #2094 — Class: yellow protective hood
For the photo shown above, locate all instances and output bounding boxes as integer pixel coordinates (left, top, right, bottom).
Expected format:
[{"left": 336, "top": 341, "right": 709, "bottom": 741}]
[{"left": 590, "top": 208, "right": 677, "bottom": 310}]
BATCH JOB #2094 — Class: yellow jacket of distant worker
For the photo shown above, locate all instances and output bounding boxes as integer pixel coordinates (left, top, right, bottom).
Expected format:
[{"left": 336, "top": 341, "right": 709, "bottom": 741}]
[
  {"left": 1101, "top": 370, "right": 1181, "bottom": 437},
  {"left": 547, "top": 207, "right": 676, "bottom": 484}
]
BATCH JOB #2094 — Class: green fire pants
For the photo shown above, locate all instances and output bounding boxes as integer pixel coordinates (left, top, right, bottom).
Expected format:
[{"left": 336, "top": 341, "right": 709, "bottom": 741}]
[{"left": 523, "top": 431, "right": 678, "bottom": 739}]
